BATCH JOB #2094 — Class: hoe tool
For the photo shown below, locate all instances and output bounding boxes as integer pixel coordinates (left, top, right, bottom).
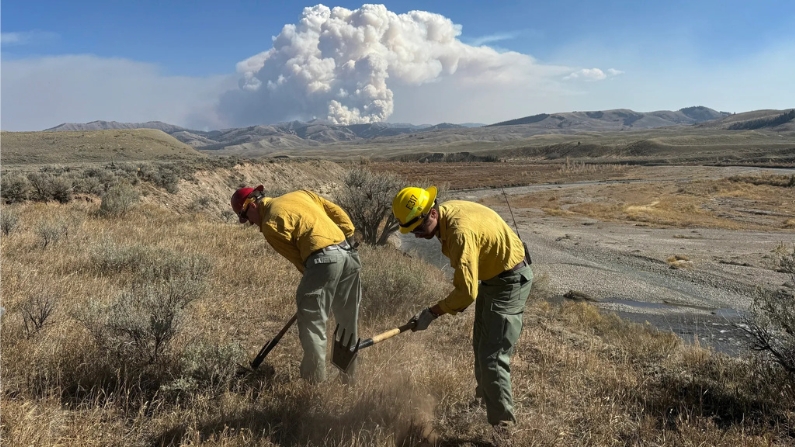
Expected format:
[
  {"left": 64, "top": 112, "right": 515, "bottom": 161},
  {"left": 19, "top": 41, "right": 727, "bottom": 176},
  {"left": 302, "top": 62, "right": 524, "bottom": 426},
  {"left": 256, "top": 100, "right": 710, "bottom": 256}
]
[
  {"left": 332, "top": 321, "right": 416, "bottom": 372},
  {"left": 250, "top": 313, "right": 298, "bottom": 370}
]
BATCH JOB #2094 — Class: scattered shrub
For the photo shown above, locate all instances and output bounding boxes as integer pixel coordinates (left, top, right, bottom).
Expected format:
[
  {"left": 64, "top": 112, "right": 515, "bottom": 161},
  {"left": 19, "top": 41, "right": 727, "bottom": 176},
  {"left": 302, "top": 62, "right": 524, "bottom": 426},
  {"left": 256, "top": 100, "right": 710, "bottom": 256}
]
[
  {"left": 50, "top": 176, "right": 74, "bottom": 203},
  {"left": 20, "top": 294, "right": 57, "bottom": 338},
  {"left": 743, "top": 244, "right": 795, "bottom": 377},
  {"left": 1, "top": 208, "right": 20, "bottom": 236},
  {"left": 72, "top": 175, "right": 105, "bottom": 196},
  {"left": 77, "top": 278, "right": 204, "bottom": 365},
  {"left": 89, "top": 242, "right": 211, "bottom": 283},
  {"left": 1, "top": 173, "right": 32, "bottom": 203},
  {"left": 335, "top": 167, "right": 404, "bottom": 246},
  {"left": 27, "top": 172, "right": 55, "bottom": 201},
  {"left": 163, "top": 341, "right": 244, "bottom": 393},
  {"left": 99, "top": 182, "right": 139, "bottom": 217},
  {"left": 188, "top": 196, "right": 212, "bottom": 212},
  {"left": 35, "top": 221, "right": 68, "bottom": 248}
]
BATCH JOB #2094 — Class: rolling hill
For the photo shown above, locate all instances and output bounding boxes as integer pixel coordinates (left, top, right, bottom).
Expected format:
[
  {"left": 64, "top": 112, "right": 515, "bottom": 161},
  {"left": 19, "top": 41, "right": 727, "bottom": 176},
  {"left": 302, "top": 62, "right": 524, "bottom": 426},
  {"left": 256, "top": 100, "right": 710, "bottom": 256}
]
[{"left": 1, "top": 129, "right": 204, "bottom": 165}]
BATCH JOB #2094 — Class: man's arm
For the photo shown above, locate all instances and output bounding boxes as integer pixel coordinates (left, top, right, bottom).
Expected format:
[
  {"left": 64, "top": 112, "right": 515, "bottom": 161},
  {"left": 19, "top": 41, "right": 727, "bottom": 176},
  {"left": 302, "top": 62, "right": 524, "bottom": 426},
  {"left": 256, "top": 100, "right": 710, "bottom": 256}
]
[
  {"left": 304, "top": 190, "right": 356, "bottom": 237},
  {"left": 437, "top": 232, "right": 480, "bottom": 315}
]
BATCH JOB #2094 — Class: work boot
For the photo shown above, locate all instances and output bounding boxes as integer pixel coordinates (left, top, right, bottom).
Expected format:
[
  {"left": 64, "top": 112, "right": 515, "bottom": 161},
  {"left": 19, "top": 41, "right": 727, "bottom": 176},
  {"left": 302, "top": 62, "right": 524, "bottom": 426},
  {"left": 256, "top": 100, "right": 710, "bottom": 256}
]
[{"left": 491, "top": 421, "right": 514, "bottom": 447}]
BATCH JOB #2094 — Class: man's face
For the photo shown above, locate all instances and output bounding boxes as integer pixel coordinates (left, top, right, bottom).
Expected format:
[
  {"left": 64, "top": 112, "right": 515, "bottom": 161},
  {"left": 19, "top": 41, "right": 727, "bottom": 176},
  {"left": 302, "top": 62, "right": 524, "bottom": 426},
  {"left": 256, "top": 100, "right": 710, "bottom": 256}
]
[
  {"left": 411, "top": 208, "right": 438, "bottom": 239},
  {"left": 238, "top": 199, "right": 261, "bottom": 226}
]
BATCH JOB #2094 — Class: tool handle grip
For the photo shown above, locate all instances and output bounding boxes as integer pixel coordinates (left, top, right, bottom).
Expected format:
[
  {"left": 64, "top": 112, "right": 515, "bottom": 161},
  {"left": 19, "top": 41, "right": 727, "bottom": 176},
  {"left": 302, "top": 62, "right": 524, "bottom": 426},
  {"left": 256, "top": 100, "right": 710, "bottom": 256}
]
[{"left": 370, "top": 321, "right": 416, "bottom": 344}]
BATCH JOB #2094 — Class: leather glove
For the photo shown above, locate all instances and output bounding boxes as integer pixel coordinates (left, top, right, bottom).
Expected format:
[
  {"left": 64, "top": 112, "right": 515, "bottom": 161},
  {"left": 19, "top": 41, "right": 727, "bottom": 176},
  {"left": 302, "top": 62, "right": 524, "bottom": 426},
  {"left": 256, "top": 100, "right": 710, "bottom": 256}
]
[
  {"left": 410, "top": 307, "right": 437, "bottom": 332},
  {"left": 345, "top": 235, "right": 359, "bottom": 250}
]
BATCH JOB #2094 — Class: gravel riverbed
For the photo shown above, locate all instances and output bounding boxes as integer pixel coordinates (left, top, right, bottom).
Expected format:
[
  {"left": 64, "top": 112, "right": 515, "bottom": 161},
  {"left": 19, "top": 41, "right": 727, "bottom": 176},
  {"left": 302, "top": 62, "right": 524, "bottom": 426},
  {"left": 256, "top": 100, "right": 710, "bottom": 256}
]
[{"left": 399, "top": 174, "right": 794, "bottom": 356}]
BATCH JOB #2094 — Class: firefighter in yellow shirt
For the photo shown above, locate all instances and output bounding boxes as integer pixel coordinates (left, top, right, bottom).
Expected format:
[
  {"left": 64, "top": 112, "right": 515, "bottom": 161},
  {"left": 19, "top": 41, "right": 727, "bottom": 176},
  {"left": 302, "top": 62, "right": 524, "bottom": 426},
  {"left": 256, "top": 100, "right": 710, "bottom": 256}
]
[
  {"left": 392, "top": 186, "right": 533, "bottom": 434},
  {"left": 232, "top": 185, "right": 361, "bottom": 383}
]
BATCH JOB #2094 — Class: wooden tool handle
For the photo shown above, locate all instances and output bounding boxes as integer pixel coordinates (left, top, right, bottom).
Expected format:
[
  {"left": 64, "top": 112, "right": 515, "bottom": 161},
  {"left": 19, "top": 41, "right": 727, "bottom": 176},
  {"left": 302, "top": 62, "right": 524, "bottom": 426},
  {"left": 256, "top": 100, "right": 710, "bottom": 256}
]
[{"left": 371, "top": 321, "right": 416, "bottom": 344}]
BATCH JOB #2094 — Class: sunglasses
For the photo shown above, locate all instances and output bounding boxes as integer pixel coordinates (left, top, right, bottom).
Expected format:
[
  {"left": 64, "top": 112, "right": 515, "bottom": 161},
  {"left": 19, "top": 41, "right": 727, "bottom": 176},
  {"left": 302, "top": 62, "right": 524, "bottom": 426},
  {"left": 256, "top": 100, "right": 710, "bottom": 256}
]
[{"left": 238, "top": 196, "right": 257, "bottom": 221}]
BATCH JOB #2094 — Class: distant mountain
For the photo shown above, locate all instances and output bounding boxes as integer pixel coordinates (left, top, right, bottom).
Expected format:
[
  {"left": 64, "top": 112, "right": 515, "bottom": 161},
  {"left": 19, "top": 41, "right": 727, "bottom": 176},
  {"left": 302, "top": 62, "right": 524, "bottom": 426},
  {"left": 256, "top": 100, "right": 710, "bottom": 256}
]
[
  {"left": 46, "top": 120, "right": 188, "bottom": 133},
  {"left": 45, "top": 106, "right": 766, "bottom": 153},
  {"left": 488, "top": 106, "right": 730, "bottom": 130},
  {"left": 44, "top": 119, "right": 456, "bottom": 150}
]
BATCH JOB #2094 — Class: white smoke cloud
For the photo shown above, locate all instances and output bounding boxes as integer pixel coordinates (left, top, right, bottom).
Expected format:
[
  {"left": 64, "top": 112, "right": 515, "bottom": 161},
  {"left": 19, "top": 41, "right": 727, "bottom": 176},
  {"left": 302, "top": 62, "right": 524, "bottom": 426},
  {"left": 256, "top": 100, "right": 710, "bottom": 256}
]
[{"left": 217, "top": 4, "right": 574, "bottom": 126}]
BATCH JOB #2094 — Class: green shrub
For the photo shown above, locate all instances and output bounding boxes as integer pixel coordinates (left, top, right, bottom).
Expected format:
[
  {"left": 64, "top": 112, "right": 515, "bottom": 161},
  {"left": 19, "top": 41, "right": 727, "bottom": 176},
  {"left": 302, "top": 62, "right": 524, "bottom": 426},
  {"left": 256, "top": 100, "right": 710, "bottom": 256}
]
[
  {"left": 99, "top": 182, "right": 139, "bottom": 216},
  {"left": 1, "top": 173, "right": 32, "bottom": 203},
  {"left": 27, "top": 172, "right": 55, "bottom": 201},
  {"left": 72, "top": 175, "right": 105, "bottom": 196},
  {"left": 50, "top": 176, "right": 73, "bottom": 203}
]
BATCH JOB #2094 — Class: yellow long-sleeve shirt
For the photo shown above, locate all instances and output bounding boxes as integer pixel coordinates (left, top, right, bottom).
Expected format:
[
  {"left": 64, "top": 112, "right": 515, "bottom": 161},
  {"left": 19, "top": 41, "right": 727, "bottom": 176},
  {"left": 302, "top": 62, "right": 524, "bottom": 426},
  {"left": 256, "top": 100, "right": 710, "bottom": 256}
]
[
  {"left": 436, "top": 200, "right": 526, "bottom": 315},
  {"left": 257, "top": 190, "right": 356, "bottom": 273}
]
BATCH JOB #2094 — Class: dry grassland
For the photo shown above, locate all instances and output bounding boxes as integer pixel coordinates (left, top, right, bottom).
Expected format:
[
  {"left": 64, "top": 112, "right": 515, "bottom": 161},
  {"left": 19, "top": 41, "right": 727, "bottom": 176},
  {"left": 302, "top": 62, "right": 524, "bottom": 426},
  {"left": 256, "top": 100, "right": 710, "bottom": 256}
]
[
  {"left": 371, "top": 162, "right": 795, "bottom": 232},
  {"left": 480, "top": 173, "right": 795, "bottom": 231},
  {"left": 1, "top": 161, "right": 794, "bottom": 446},
  {"left": 367, "top": 161, "right": 633, "bottom": 190}
]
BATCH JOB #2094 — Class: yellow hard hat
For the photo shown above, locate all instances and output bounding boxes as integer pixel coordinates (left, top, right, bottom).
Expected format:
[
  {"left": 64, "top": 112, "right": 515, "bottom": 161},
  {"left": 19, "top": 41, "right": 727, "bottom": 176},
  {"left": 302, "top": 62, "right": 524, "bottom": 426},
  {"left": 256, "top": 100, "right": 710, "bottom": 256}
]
[{"left": 392, "top": 186, "right": 438, "bottom": 234}]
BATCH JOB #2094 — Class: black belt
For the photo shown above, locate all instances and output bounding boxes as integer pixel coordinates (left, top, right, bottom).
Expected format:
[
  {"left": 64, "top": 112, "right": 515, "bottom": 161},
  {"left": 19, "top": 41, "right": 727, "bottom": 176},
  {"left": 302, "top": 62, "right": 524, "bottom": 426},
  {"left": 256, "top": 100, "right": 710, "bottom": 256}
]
[{"left": 497, "top": 260, "right": 528, "bottom": 278}]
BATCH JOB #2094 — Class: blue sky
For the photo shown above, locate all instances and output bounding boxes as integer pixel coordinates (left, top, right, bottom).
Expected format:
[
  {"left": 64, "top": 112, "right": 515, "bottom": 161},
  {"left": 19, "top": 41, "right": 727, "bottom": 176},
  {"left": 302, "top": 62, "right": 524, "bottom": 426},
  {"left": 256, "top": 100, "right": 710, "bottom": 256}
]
[{"left": 2, "top": 0, "right": 794, "bottom": 130}]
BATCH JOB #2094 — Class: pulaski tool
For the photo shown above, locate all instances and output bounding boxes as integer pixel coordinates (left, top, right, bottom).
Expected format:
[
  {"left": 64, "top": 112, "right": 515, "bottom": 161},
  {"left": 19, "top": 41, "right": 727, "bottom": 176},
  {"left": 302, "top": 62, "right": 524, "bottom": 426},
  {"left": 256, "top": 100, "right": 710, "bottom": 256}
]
[
  {"left": 250, "top": 313, "right": 298, "bottom": 369},
  {"left": 332, "top": 321, "right": 416, "bottom": 372}
]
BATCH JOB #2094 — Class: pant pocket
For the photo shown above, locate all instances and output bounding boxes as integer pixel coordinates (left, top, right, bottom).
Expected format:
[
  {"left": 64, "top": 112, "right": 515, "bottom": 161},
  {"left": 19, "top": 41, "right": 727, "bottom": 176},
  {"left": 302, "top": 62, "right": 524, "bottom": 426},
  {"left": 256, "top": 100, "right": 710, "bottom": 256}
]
[{"left": 490, "top": 291, "right": 526, "bottom": 315}]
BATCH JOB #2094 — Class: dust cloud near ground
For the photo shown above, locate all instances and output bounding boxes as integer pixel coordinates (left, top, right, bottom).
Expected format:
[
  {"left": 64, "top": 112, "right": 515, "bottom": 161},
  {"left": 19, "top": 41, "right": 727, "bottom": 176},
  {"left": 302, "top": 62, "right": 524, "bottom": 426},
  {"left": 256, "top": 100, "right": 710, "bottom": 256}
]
[{"left": 397, "top": 165, "right": 795, "bottom": 355}]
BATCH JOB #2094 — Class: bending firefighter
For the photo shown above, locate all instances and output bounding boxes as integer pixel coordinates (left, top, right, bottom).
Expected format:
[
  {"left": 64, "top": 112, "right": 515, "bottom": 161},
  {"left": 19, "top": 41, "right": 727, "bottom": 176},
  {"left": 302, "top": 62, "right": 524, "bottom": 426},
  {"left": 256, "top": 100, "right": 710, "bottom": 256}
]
[
  {"left": 232, "top": 186, "right": 361, "bottom": 383},
  {"left": 392, "top": 186, "right": 533, "bottom": 432}
]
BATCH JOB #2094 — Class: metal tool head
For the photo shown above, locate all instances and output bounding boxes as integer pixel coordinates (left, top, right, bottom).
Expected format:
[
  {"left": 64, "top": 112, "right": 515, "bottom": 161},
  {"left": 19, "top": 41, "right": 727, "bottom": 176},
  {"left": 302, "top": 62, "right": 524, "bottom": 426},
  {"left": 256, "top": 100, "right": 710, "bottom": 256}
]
[{"left": 331, "top": 324, "right": 360, "bottom": 372}]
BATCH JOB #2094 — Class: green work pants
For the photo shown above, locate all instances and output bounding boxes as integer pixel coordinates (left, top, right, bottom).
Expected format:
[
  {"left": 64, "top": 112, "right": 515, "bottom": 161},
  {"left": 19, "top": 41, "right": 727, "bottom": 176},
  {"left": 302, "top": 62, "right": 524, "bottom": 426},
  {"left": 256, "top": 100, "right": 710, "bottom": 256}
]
[
  {"left": 473, "top": 264, "right": 533, "bottom": 425},
  {"left": 296, "top": 246, "right": 362, "bottom": 383}
]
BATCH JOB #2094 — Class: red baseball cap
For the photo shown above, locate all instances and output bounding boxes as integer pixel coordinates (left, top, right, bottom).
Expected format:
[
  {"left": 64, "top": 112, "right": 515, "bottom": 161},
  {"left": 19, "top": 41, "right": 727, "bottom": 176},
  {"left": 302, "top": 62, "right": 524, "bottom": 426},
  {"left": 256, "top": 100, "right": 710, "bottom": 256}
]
[{"left": 231, "top": 185, "right": 264, "bottom": 222}]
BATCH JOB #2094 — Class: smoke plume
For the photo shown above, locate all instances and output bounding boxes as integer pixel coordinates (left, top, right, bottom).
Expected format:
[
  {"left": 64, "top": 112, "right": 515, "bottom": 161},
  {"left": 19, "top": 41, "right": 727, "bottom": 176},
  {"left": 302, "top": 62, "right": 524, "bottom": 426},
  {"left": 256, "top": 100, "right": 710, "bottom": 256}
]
[{"left": 217, "top": 4, "right": 569, "bottom": 126}]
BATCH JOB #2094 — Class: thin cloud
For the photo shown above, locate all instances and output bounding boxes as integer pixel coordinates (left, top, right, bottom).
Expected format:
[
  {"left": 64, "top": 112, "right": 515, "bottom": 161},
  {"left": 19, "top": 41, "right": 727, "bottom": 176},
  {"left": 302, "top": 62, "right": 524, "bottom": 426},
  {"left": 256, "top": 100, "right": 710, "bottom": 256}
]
[
  {"left": 1, "top": 55, "right": 233, "bottom": 131},
  {"left": 466, "top": 31, "right": 522, "bottom": 47},
  {"left": 1, "top": 30, "right": 59, "bottom": 46},
  {"left": 563, "top": 67, "right": 623, "bottom": 81}
]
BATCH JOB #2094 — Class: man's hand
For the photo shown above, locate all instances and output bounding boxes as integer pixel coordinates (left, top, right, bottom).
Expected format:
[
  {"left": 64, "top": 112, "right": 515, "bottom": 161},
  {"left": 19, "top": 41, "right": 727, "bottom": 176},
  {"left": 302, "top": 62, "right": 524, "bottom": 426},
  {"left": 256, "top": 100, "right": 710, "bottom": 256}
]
[
  {"left": 345, "top": 235, "right": 359, "bottom": 250},
  {"left": 410, "top": 307, "right": 438, "bottom": 332}
]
